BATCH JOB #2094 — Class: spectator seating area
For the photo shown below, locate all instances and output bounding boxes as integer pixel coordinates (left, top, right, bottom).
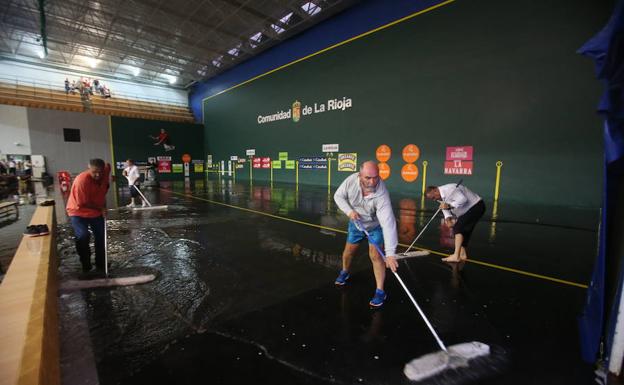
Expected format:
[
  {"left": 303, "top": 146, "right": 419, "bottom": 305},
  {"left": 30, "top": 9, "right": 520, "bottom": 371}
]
[{"left": 0, "top": 81, "right": 194, "bottom": 123}]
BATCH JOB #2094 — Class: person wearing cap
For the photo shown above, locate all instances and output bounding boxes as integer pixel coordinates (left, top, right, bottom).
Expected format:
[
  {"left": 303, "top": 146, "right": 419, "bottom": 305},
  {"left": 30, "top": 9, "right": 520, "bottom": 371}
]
[
  {"left": 425, "top": 184, "right": 485, "bottom": 262},
  {"left": 334, "top": 161, "right": 399, "bottom": 308},
  {"left": 66, "top": 158, "right": 111, "bottom": 272}
]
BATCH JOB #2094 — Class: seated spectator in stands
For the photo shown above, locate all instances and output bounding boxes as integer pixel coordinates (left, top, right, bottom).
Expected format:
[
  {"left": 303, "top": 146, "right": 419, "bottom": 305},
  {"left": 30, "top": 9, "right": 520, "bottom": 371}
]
[
  {"left": 93, "top": 79, "right": 100, "bottom": 93},
  {"left": 102, "top": 86, "right": 111, "bottom": 98},
  {"left": 0, "top": 160, "right": 7, "bottom": 174},
  {"left": 70, "top": 80, "right": 77, "bottom": 94},
  {"left": 65, "top": 78, "right": 70, "bottom": 94}
]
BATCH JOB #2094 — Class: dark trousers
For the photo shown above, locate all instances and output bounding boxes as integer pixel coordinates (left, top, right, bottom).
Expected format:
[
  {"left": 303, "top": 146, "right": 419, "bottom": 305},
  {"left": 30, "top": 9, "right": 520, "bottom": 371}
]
[
  {"left": 453, "top": 200, "right": 486, "bottom": 247},
  {"left": 70, "top": 215, "right": 105, "bottom": 269}
]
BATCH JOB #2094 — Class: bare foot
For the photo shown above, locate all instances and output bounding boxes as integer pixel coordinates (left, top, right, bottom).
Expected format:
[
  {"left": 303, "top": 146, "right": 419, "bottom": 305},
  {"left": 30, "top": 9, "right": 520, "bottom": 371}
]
[
  {"left": 459, "top": 254, "right": 468, "bottom": 261},
  {"left": 442, "top": 254, "right": 461, "bottom": 262}
]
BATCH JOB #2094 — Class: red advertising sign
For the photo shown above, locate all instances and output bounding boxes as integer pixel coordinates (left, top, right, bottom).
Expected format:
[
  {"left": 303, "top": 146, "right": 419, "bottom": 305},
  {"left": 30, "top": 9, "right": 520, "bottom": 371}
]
[
  {"left": 261, "top": 157, "right": 271, "bottom": 169},
  {"left": 252, "top": 157, "right": 261, "bottom": 169},
  {"left": 444, "top": 160, "right": 473, "bottom": 175},
  {"left": 446, "top": 146, "right": 473, "bottom": 161},
  {"left": 158, "top": 160, "right": 171, "bottom": 173}
]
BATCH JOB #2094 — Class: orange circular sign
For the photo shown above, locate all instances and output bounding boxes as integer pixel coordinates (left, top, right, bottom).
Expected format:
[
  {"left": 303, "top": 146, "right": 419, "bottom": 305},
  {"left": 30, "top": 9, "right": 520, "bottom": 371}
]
[
  {"left": 401, "top": 163, "right": 419, "bottom": 182},
  {"left": 378, "top": 162, "right": 390, "bottom": 180},
  {"left": 182, "top": 153, "right": 191, "bottom": 163},
  {"left": 376, "top": 145, "right": 391, "bottom": 162},
  {"left": 402, "top": 144, "right": 420, "bottom": 163}
]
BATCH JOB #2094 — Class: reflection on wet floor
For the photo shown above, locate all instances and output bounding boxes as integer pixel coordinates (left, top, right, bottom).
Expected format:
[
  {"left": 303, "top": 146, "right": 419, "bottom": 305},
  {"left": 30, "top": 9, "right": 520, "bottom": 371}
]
[{"left": 57, "top": 177, "right": 598, "bottom": 385}]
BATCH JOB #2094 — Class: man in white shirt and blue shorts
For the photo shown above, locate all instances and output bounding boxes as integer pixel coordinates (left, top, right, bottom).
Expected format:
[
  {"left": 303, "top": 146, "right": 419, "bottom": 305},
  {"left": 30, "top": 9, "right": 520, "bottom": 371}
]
[
  {"left": 334, "top": 161, "right": 399, "bottom": 308},
  {"left": 425, "top": 184, "right": 486, "bottom": 262}
]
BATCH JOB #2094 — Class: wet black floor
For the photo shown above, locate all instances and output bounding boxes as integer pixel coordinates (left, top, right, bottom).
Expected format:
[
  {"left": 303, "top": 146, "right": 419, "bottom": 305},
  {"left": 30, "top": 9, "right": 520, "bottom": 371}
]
[{"left": 56, "top": 177, "right": 599, "bottom": 385}]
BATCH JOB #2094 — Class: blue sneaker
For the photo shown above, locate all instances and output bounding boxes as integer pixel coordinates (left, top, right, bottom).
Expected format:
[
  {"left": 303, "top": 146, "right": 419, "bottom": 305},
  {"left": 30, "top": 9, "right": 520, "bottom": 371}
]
[
  {"left": 335, "top": 270, "right": 350, "bottom": 286},
  {"left": 369, "top": 289, "right": 387, "bottom": 307}
]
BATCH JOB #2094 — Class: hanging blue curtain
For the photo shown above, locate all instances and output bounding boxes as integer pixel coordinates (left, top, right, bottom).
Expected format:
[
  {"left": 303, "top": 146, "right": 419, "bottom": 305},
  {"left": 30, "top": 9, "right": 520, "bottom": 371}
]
[{"left": 578, "top": 0, "right": 624, "bottom": 364}]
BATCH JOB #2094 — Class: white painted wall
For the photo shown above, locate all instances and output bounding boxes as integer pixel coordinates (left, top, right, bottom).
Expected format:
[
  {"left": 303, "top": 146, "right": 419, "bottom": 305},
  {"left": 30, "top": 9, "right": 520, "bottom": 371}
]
[
  {"left": 27, "top": 109, "right": 111, "bottom": 176},
  {"left": 0, "top": 105, "right": 31, "bottom": 155},
  {"left": 0, "top": 61, "right": 188, "bottom": 106}
]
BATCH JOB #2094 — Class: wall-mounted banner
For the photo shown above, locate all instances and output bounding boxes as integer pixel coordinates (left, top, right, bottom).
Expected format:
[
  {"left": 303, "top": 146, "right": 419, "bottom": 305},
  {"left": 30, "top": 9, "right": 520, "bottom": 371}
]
[
  {"left": 206, "top": 155, "right": 212, "bottom": 168},
  {"left": 278, "top": 152, "right": 288, "bottom": 161},
  {"left": 285, "top": 160, "right": 296, "bottom": 169},
  {"left": 376, "top": 145, "right": 391, "bottom": 162},
  {"left": 237, "top": 158, "right": 246, "bottom": 164},
  {"left": 444, "top": 161, "right": 474, "bottom": 175},
  {"left": 299, "top": 157, "right": 328, "bottom": 169},
  {"left": 402, "top": 144, "right": 420, "bottom": 163},
  {"left": 148, "top": 157, "right": 156, "bottom": 164},
  {"left": 378, "top": 162, "right": 390, "bottom": 180},
  {"left": 446, "top": 146, "right": 473, "bottom": 161},
  {"left": 401, "top": 163, "right": 419, "bottom": 182},
  {"left": 157, "top": 156, "right": 171, "bottom": 173},
  {"left": 261, "top": 157, "right": 271, "bottom": 169},
  {"left": 172, "top": 163, "right": 183, "bottom": 173},
  {"left": 444, "top": 146, "right": 474, "bottom": 175},
  {"left": 338, "top": 153, "right": 357, "bottom": 172},
  {"left": 322, "top": 143, "right": 339, "bottom": 153},
  {"left": 246, "top": 149, "right": 256, "bottom": 156},
  {"left": 236, "top": 164, "right": 244, "bottom": 169},
  {"left": 257, "top": 97, "right": 353, "bottom": 125},
  {"left": 192, "top": 160, "right": 204, "bottom": 173},
  {"left": 230, "top": 155, "right": 238, "bottom": 161},
  {"left": 272, "top": 160, "right": 282, "bottom": 169}
]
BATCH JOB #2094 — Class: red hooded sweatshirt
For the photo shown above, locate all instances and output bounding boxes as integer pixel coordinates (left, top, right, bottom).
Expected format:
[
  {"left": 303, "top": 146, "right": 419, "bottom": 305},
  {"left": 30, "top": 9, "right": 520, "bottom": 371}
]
[{"left": 66, "top": 163, "right": 110, "bottom": 218}]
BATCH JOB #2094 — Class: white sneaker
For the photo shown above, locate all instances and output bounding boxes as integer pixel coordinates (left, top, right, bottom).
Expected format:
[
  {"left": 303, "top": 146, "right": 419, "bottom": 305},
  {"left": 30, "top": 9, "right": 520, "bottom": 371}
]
[
  {"left": 126, "top": 202, "right": 136, "bottom": 208},
  {"left": 142, "top": 202, "right": 148, "bottom": 207}
]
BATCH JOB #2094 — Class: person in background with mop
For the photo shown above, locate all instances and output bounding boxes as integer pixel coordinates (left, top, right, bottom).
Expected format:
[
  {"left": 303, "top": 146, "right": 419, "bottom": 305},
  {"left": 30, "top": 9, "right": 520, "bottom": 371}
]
[
  {"left": 122, "top": 159, "right": 147, "bottom": 208},
  {"left": 66, "top": 158, "right": 110, "bottom": 273},
  {"left": 334, "top": 161, "right": 399, "bottom": 307},
  {"left": 425, "top": 184, "right": 486, "bottom": 262}
]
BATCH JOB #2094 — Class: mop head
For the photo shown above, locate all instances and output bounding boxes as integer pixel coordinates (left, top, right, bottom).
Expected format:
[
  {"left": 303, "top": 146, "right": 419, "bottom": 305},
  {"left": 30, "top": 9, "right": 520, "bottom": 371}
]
[
  {"left": 60, "top": 267, "right": 159, "bottom": 291},
  {"left": 404, "top": 341, "right": 490, "bottom": 382},
  {"left": 132, "top": 205, "right": 168, "bottom": 211},
  {"left": 397, "top": 250, "right": 431, "bottom": 259}
]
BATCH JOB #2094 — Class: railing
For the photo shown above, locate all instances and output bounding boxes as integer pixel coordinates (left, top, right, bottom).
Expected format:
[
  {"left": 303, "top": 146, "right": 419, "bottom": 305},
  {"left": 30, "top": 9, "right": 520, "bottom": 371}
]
[
  {"left": 0, "top": 76, "right": 195, "bottom": 122},
  {"left": 0, "top": 74, "right": 188, "bottom": 107}
]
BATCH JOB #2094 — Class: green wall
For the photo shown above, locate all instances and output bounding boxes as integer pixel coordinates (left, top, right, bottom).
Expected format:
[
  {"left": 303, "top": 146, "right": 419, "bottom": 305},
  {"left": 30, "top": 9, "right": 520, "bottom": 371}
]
[
  {"left": 204, "top": 0, "right": 610, "bottom": 207},
  {"left": 111, "top": 117, "right": 204, "bottom": 180}
]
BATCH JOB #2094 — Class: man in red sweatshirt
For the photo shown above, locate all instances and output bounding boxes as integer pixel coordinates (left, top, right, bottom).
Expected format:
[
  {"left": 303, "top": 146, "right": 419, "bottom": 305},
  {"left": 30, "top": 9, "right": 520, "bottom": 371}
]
[{"left": 66, "top": 158, "right": 110, "bottom": 272}]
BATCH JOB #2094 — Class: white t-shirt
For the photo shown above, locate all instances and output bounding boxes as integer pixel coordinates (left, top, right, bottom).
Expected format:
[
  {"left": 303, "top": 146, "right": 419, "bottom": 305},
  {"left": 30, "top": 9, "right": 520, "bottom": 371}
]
[
  {"left": 124, "top": 165, "right": 141, "bottom": 185},
  {"left": 439, "top": 184, "right": 482, "bottom": 219}
]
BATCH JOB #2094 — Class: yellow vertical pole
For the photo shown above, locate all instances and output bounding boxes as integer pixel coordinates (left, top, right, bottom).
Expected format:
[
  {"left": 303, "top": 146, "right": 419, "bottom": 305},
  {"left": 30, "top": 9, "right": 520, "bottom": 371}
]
[
  {"left": 494, "top": 161, "right": 503, "bottom": 201},
  {"left": 327, "top": 155, "right": 332, "bottom": 193},
  {"left": 421, "top": 160, "right": 428, "bottom": 195},
  {"left": 295, "top": 161, "right": 299, "bottom": 208}
]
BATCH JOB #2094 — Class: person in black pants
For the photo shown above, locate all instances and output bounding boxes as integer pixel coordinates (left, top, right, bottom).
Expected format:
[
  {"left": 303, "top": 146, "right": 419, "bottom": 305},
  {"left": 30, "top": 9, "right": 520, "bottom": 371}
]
[{"left": 426, "top": 184, "right": 486, "bottom": 262}]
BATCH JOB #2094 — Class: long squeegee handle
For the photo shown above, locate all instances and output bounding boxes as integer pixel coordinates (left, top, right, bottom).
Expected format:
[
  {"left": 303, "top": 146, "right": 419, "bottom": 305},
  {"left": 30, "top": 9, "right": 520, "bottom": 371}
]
[
  {"left": 403, "top": 178, "right": 464, "bottom": 255},
  {"left": 353, "top": 220, "right": 448, "bottom": 352},
  {"left": 132, "top": 184, "right": 153, "bottom": 207}
]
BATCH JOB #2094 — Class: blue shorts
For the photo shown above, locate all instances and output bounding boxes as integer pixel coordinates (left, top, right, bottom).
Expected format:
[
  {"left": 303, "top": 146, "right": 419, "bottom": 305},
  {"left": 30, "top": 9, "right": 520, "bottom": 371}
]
[{"left": 347, "top": 221, "right": 384, "bottom": 246}]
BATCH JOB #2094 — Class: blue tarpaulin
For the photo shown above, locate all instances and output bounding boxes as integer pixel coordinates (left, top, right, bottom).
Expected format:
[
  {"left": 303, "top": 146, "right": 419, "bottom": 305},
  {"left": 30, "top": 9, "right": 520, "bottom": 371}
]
[{"left": 578, "top": 0, "right": 624, "bottom": 364}]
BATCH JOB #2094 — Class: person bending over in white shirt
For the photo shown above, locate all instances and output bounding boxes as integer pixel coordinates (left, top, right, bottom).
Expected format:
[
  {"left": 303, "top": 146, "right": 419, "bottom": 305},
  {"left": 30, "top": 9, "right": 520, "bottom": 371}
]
[
  {"left": 122, "top": 159, "right": 147, "bottom": 208},
  {"left": 425, "top": 184, "right": 486, "bottom": 262},
  {"left": 334, "top": 161, "right": 399, "bottom": 308}
]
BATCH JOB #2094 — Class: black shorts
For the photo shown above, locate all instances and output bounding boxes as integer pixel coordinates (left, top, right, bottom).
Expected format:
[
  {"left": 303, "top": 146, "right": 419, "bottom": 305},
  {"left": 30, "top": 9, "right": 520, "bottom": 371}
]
[
  {"left": 129, "top": 184, "right": 140, "bottom": 198},
  {"left": 453, "top": 200, "right": 486, "bottom": 246}
]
